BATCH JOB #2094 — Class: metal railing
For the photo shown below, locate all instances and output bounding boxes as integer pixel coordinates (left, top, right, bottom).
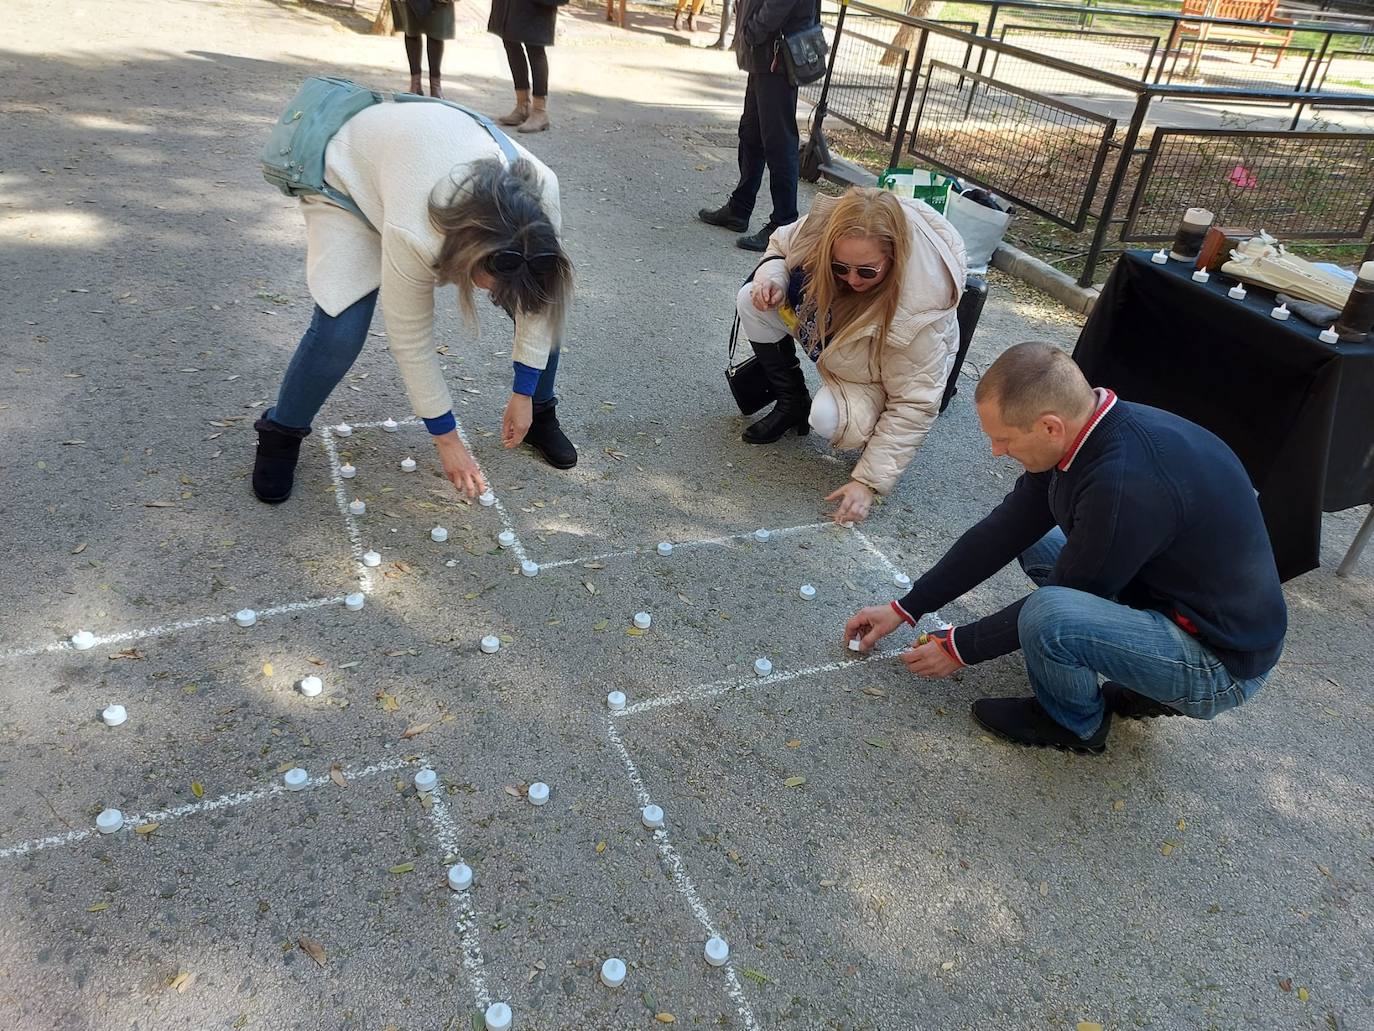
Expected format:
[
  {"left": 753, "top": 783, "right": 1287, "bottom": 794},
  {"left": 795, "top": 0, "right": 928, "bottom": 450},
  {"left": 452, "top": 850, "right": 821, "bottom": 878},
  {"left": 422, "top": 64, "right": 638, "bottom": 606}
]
[{"left": 799, "top": 0, "right": 1374, "bottom": 287}]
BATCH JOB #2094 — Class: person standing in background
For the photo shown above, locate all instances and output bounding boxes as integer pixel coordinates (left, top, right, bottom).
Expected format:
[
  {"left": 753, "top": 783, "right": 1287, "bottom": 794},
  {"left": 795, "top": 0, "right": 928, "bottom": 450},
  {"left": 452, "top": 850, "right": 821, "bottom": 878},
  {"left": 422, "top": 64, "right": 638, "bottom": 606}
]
[
  {"left": 490, "top": 0, "right": 563, "bottom": 133},
  {"left": 389, "top": 0, "right": 455, "bottom": 98}
]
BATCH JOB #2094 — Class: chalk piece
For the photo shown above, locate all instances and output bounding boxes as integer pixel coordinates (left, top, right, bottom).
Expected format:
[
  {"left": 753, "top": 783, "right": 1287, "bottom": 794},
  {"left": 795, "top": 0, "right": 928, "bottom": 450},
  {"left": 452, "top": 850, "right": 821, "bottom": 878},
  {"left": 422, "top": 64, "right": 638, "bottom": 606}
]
[
  {"left": 430, "top": 526, "right": 448, "bottom": 543},
  {"left": 334, "top": 423, "right": 352, "bottom": 437},
  {"left": 600, "top": 957, "right": 627, "bottom": 988},
  {"left": 704, "top": 936, "right": 730, "bottom": 966},
  {"left": 1227, "top": 284, "right": 1246, "bottom": 300},
  {"left": 339, "top": 464, "right": 356, "bottom": 479},
  {"left": 414, "top": 768, "right": 437, "bottom": 794},
  {"left": 607, "top": 691, "right": 626, "bottom": 711},
  {"left": 527, "top": 782, "right": 549, "bottom": 806},
  {"left": 633, "top": 611, "right": 652, "bottom": 629},
  {"left": 382, "top": 418, "right": 399, "bottom": 433},
  {"left": 234, "top": 609, "right": 257, "bottom": 628},
  {"left": 447, "top": 863, "right": 473, "bottom": 891},
  {"left": 71, "top": 630, "right": 97, "bottom": 650},
  {"left": 101, "top": 704, "right": 127, "bottom": 727},
  {"left": 344, "top": 593, "right": 365, "bottom": 611},
  {"left": 657, "top": 541, "right": 673, "bottom": 556},
  {"left": 478, "top": 491, "right": 496, "bottom": 507},
  {"left": 754, "top": 528, "right": 771, "bottom": 542},
  {"left": 95, "top": 808, "right": 124, "bottom": 834},
  {"left": 362, "top": 550, "right": 381, "bottom": 567},
  {"left": 799, "top": 584, "right": 816, "bottom": 600},
  {"left": 480, "top": 635, "right": 501, "bottom": 654},
  {"left": 497, "top": 530, "right": 516, "bottom": 549},
  {"left": 1191, "top": 269, "right": 1209, "bottom": 283},
  {"left": 484, "top": 1003, "right": 512, "bottom": 1031},
  {"left": 298, "top": 676, "right": 323, "bottom": 698},
  {"left": 1320, "top": 325, "right": 1339, "bottom": 344},
  {"left": 283, "top": 768, "right": 308, "bottom": 791},
  {"left": 641, "top": 804, "right": 664, "bottom": 829},
  {"left": 1150, "top": 249, "right": 1168, "bottom": 265},
  {"left": 348, "top": 498, "right": 366, "bottom": 516},
  {"left": 848, "top": 637, "right": 862, "bottom": 652},
  {"left": 520, "top": 559, "right": 539, "bottom": 577},
  {"left": 753, "top": 657, "right": 773, "bottom": 676}
]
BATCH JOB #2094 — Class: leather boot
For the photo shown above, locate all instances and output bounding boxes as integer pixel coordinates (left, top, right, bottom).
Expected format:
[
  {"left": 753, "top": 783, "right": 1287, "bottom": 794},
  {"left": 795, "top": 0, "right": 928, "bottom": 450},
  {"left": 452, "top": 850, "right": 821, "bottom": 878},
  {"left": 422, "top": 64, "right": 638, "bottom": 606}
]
[
  {"left": 428, "top": 75, "right": 444, "bottom": 99},
  {"left": 525, "top": 400, "right": 577, "bottom": 469},
  {"left": 496, "top": 89, "right": 531, "bottom": 127},
  {"left": 742, "top": 338, "right": 810, "bottom": 444},
  {"left": 518, "top": 95, "right": 551, "bottom": 133},
  {"left": 409, "top": 73, "right": 423, "bottom": 95},
  {"left": 252, "top": 416, "right": 311, "bottom": 504}
]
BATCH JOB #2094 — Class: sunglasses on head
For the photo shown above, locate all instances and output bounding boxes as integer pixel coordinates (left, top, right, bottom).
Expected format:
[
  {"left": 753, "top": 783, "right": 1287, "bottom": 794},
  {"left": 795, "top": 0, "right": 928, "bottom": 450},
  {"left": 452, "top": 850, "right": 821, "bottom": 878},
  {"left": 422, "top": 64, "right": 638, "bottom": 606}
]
[
  {"left": 486, "top": 249, "right": 561, "bottom": 277},
  {"left": 830, "top": 259, "right": 887, "bottom": 280}
]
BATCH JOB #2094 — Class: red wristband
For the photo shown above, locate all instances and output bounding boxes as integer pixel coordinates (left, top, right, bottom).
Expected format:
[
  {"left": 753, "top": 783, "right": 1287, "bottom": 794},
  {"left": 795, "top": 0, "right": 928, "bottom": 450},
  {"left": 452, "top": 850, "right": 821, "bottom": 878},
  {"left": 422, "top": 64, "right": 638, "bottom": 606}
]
[{"left": 890, "top": 600, "right": 916, "bottom": 627}]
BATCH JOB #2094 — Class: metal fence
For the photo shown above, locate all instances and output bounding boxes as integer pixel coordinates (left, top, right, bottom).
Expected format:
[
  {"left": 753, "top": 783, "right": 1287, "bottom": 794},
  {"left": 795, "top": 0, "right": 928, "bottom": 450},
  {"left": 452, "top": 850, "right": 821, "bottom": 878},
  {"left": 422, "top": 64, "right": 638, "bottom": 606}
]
[{"left": 799, "top": 0, "right": 1374, "bottom": 286}]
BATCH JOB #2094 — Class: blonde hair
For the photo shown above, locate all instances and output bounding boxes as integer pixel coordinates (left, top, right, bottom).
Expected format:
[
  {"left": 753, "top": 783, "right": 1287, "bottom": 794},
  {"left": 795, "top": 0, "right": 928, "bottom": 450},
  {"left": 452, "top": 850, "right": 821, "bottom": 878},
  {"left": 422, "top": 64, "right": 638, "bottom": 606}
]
[
  {"left": 974, "top": 342, "right": 1096, "bottom": 429},
  {"left": 428, "top": 157, "right": 573, "bottom": 330},
  {"left": 793, "top": 187, "right": 910, "bottom": 351}
]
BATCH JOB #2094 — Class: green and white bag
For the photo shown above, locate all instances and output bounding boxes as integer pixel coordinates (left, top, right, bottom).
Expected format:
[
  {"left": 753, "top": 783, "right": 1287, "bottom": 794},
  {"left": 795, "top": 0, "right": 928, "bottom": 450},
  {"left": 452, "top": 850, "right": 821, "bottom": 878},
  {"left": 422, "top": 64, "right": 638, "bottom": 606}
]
[{"left": 877, "top": 166, "right": 955, "bottom": 215}]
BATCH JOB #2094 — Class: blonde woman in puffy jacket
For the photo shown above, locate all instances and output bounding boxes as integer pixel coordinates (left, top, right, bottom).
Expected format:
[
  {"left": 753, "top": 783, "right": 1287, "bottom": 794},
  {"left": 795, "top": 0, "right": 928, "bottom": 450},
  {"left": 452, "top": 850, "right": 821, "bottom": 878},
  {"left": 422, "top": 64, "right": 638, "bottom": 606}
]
[{"left": 736, "top": 187, "right": 966, "bottom": 523}]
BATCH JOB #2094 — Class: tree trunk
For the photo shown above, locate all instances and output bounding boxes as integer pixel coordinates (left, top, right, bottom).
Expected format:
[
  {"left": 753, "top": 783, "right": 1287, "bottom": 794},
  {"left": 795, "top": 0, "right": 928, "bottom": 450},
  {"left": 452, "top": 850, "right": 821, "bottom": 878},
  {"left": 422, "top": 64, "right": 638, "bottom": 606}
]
[
  {"left": 880, "top": 0, "right": 936, "bottom": 67},
  {"left": 371, "top": 1, "right": 394, "bottom": 35}
]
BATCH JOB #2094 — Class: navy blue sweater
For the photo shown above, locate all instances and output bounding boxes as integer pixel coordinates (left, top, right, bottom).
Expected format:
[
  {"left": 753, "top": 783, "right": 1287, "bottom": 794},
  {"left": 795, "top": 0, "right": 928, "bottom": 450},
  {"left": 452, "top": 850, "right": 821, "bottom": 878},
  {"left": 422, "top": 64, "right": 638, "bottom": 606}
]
[{"left": 899, "top": 400, "right": 1287, "bottom": 679}]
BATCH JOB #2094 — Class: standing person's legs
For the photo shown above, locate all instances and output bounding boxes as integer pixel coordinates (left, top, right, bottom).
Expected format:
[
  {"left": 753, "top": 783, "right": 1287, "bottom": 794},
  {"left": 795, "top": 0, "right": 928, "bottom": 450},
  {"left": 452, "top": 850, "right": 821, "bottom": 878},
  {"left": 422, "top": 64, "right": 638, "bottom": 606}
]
[
  {"left": 498, "top": 41, "right": 533, "bottom": 125},
  {"left": 426, "top": 36, "right": 445, "bottom": 97},
  {"left": 254, "top": 290, "right": 378, "bottom": 503},
  {"left": 404, "top": 34, "right": 423, "bottom": 94},
  {"left": 754, "top": 72, "right": 801, "bottom": 228},
  {"left": 518, "top": 45, "right": 551, "bottom": 132},
  {"left": 726, "top": 76, "right": 766, "bottom": 219}
]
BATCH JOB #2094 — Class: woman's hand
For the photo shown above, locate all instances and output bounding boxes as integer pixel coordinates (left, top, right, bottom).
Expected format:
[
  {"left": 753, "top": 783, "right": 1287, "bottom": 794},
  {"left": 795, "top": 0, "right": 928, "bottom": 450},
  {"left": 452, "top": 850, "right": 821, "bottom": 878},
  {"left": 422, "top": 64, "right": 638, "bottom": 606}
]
[
  {"left": 751, "top": 282, "right": 783, "bottom": 311},
  {"left": 502, "top": 392, "right": 533, "bottom": 449},
  {"left": 843, "top": 603, "right": 906, "bottom": 651},
  {"left": 432, "top": 430, "right": 486, "bottom": 498},
  {"left": 825, "top": 480, "right": 875, "bottom": 523}
]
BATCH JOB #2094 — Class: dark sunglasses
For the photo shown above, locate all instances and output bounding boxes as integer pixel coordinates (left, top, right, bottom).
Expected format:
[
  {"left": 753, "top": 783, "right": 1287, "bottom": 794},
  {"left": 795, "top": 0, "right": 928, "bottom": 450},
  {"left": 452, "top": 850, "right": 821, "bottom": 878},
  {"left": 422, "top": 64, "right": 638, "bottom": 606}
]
[
  {"left": 830, "top": 259, "right": 887, "bottom": 280},
  {"left": 486, "top": 249, "right": 561, "bottom": 277}
]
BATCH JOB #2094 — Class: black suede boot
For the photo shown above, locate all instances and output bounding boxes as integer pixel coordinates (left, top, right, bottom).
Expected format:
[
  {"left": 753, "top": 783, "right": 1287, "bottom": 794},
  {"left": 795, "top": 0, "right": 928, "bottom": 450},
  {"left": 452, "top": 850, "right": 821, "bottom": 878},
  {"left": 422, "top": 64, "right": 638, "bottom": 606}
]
[
  {"left": 252, "top": 416, "right": 310, "bottom": 504},
  {"left": 743, "top": 338, "right": 811, "bottom": 444},
  {"left": 525, "top": 400, "right": 577, "bottom": 469}
]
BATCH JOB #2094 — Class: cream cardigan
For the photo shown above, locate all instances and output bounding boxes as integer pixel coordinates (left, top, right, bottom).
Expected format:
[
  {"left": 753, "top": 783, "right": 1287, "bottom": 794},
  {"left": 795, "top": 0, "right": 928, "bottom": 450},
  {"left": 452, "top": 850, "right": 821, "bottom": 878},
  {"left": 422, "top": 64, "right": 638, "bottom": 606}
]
[{"left": 302, "top": 102, "right": 563, "bottom": 421}]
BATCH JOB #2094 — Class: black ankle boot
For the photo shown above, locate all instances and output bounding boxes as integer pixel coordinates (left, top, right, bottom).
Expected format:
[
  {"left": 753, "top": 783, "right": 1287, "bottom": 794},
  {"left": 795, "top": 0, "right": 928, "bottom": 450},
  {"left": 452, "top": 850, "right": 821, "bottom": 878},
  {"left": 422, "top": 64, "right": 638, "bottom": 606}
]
[
  {"left": 525, "top": 401, "right": 577, "bottom": 469},
  {"left": 743, "top": 338, "right": 810, "bottom": 445},
  {"left": 252, "top": 416, "right": 310, "bottom": 504}
]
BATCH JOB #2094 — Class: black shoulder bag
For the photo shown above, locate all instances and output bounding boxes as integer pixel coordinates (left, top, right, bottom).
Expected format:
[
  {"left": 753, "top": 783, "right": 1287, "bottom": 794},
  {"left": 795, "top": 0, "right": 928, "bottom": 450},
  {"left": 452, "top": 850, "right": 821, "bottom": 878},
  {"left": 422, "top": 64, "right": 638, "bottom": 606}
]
[
  {"left": 727, "top": 256, "right": 786, "bottom": 415},
  {"left": 778, "top": 0, "right": 828, "bottom": 87}
]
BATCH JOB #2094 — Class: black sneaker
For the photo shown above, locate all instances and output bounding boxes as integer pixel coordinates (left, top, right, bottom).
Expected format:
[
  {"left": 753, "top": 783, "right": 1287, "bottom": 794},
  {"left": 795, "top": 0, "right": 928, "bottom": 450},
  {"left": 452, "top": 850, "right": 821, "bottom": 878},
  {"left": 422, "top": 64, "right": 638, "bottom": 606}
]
[
  {"left": 737, "top": 222, "right": 780, "bottom": 252},
  {"left": 971, "top": 697, "right": 1110, "bottom": 755},
  {"left": 698, "top": 204, "right": 749, "bottom": 232},
  {"left": 524, "top": 402, "right": 577, "bottom": 470},
  {"left": 1102, "top": 681, "right": 1184, "bottom": 720}
]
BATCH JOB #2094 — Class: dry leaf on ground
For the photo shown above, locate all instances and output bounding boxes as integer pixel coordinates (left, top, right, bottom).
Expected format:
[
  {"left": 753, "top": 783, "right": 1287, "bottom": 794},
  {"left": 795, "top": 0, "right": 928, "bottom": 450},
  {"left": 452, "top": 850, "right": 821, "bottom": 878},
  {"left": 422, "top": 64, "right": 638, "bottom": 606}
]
[{"left": 298, "top": 936, "right": 327, "bottom": 966}]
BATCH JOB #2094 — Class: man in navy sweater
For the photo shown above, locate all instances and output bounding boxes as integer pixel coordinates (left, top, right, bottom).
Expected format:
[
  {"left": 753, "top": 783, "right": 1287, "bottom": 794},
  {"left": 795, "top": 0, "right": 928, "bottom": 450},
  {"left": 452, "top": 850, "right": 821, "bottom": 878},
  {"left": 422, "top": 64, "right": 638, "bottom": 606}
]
[{"left": 845, "top": 342, "right": 1287, "bottom": 754}]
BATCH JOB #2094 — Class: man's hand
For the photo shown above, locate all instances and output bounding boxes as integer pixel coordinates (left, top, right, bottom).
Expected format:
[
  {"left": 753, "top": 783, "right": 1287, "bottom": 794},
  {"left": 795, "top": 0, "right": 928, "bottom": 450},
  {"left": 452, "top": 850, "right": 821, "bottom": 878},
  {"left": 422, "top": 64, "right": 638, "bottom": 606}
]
[
  {"left": 751, "top": 282, "right": 783, "bottom": 311},
  {"left": 432, "top": 430, "right": 486, "bottom": 498},
  {"left": 825, "top": 480, "right": 875, "bottom": 524},
  {"left": 502, "top": 392, "right": 533, "bottom": 448},
  {"left": 844, "top": 603, "right": 908, "bottom": 651},
  {"left": 900, "top": 632, "right": 963, "bottom": 679}
]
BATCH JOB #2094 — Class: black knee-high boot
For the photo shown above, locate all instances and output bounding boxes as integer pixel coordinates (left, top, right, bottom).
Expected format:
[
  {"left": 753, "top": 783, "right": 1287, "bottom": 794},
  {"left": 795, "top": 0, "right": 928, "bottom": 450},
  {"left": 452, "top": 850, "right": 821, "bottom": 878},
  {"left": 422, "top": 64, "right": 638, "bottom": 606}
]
[{"left": 742, "top": 338, "right": 810, "bottom": 444}]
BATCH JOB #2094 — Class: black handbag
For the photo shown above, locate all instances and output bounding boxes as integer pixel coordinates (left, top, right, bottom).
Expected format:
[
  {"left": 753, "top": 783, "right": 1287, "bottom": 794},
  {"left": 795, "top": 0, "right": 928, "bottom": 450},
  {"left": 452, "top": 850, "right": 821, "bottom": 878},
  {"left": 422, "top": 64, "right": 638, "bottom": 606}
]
[
  {"left": 778, "top": 1, "right": 828, "bottom": 87},
  {"left": 727, "top": 313, "right": 775, "bottom": 416}
]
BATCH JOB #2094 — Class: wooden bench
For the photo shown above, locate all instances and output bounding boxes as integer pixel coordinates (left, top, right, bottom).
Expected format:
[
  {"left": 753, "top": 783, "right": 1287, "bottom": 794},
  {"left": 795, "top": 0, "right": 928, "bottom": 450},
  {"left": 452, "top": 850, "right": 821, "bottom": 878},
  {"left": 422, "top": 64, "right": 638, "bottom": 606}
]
[{"left": 1177, "top": 0, "right": 1296, "bottom": 68}]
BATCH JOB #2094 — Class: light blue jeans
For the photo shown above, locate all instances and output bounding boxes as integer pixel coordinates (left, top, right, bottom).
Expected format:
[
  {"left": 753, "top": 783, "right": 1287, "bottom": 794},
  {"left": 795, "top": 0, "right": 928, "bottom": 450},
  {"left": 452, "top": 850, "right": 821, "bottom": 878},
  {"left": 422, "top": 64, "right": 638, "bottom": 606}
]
[
  {"left": 268, "top": 289, "right": 560, "bottom": 429},
  {"left": 1016, "top": 529, "right": 1271, "bottom": 740}
]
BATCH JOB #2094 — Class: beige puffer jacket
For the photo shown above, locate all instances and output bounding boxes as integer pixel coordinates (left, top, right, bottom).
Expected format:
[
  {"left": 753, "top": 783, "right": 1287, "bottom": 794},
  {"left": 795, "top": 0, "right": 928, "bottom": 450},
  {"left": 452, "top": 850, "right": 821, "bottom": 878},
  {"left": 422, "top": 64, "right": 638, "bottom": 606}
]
[{"left": 754, "top": 194, "right": 967, "bottom": 495}]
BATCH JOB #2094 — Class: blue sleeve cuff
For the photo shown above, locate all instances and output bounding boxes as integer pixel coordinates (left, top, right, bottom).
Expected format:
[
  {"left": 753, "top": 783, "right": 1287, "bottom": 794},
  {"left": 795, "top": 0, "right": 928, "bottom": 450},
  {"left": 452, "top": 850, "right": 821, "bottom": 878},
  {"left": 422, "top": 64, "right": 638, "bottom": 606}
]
[
  {"left": 423, "top": 412, "right": 457, "bottom": 436},
  {"left": 512, "top": 362, "right": 541, "bottom": 397}
]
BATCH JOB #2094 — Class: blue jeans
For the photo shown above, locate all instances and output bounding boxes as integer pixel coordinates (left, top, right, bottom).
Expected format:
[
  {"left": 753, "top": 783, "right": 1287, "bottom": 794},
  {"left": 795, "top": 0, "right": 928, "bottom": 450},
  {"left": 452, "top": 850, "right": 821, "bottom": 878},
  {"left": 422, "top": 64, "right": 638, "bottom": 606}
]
[
  {"left": 269, "top": 289, "right": 560, "bottom": 429},
  {"left": 1015, "top": 529, "right": 1270, "bottom": 739}
]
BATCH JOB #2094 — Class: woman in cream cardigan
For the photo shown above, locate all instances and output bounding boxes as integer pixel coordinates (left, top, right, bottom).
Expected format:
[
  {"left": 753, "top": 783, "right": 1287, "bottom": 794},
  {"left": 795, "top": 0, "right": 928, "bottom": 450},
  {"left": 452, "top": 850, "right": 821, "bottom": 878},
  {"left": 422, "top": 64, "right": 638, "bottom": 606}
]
[
  {"left": 736, "top": 187, "right": 966, "bottom": 523},
  {"left": 252, "top": 101, "right": 576, "bottom": 505}
]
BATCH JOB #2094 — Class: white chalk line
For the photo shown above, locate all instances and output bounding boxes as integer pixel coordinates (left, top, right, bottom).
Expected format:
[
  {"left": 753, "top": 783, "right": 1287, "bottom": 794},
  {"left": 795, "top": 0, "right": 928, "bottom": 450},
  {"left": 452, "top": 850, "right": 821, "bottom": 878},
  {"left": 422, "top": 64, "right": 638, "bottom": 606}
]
[
  {"left": 425, "top": 784, "right": 493, "bottom": 1010},
  {"left": 0, "top": 594, "right": 351, "bottom": 664},
  {"left": 606, "top": 717, "right": 760, "bottom": 1031},
  {"left": 536, "top": 521, "right": 834, "bottom": 572},
  {"left": 319, "top": 425, "right": 375, "bottom": 594},
  {"left": 452, "top": 416, "right": 531, "bottom": 565},
  {"left": 0, "top": 757, "right": 412, "bottom": 861},
  {"left": 851, "top": 526, "right": 903, "bottom": 578}
]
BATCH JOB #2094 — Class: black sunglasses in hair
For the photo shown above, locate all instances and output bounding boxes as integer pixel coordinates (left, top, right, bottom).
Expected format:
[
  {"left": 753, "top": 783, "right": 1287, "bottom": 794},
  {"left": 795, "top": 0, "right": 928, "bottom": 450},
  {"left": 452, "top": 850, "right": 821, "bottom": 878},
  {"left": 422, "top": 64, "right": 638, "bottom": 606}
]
[
  {"left": 486, "top": 249, "right": 561, "bottom": 277},
  {"left": 830, "top": 259, "right": 887, "bottom": 281}
]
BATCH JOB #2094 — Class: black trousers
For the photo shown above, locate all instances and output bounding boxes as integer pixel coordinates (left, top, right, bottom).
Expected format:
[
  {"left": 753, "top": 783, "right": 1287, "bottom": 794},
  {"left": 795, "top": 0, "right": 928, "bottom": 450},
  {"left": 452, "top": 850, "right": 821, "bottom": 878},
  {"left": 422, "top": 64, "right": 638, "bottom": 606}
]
[{"left": 728, "top": 71, "right": 800, "bottom": 227}]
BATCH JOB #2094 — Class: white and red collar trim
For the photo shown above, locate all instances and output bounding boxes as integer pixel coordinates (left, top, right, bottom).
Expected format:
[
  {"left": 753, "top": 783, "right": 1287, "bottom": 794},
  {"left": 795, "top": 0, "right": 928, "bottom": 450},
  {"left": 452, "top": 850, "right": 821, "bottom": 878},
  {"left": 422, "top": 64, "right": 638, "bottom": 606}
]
[{"left": 1058, "top": 388, "right": 1117, "bottom": 472}]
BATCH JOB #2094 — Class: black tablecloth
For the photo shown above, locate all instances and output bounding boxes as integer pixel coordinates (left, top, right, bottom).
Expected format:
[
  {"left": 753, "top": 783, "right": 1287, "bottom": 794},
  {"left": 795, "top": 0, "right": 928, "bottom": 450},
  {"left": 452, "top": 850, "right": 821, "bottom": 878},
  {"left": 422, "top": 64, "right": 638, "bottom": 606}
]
[{"left": 1073, "top": 250, "right": 1374, "bottom": 582}]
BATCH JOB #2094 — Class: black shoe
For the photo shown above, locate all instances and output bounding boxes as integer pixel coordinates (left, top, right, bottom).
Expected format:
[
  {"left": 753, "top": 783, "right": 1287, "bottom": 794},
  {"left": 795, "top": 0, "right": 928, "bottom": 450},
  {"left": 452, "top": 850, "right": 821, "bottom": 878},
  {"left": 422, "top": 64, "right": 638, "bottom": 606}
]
[
  {"left": 736, "top": 222, "right": 781, "bottom": 252},
  {"left": 698, "top": 204, "right": 749, "bottom": 233},
  {"left": 971, "top": 697, "right": 1110, "bottom": 754},
  {"left": 741, "top": 338, "right": 811, "bottom": 444},
  {"left": 524, "top": 401, "right": 577, "bottom": 469},
  {"left": 1102, "top": 681, "right": 1184, "bottom": 720},
  {"left": 252, "top": 416, "right": 310, "bottom": 504}
]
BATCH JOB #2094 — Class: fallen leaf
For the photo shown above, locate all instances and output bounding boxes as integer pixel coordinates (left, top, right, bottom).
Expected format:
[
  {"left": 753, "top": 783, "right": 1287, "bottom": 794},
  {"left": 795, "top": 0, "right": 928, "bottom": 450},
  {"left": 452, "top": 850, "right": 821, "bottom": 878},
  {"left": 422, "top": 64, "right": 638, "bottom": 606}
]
[
  {"left": 107, "top": 648, "right": 144, "bottom": 660},
  {"left": 144, "top": 501, "right": 176, "bottom": 508},
  {"left": 389, "top": 862, "right": 414, "bottom": 875},
  {"left": 307, "top": 657, "right": 325, "bottom": 666},
  {"left": 191, "top": 781, "right": 204, "bottom": 798},
  {"left": 862, "top": 687, "right": 886, "bottom": 698},
  {"left": 595, "top": 841, "right": 606, "bottom": 854},
  {"left": 329, "top": 764, "right": 348, "bottom": 788},
  {"left": 1160, "top": 841, "right": 1175, "bottom": 856},
  {"left": 134, "top": 822, "right": 159, "bottom": 835},
  {"left": 626, "top": 627, "right": 645, "bottom": 636},
  {"left": 1112, "top": 799, "right": 1125, "bottom": 811},
  {"left": 62, "top": 439, "right": 86, "bottom": 446},
  {"left": 584, "top": 581, "right": 597, "bottom": 595},
  {"left": 654, "top": 1015, "right": 675, "bottom": 1024},
  {"left": 1296, "top": 986, "right": 1309, "bottom": 1002},
  {"left": 1039, "top": 881, "right": 1049, "bottom": 896},
  {"left": 167, "top": 971, "right": 191, "bottom": 992},
  {"left": 864, "top": 737, "right": 887, "bottom": 748},
  {"left": 87, "top": 901, "right": 110, "bottom": 912},
  {"left": 1279, "top": 977, "right": 1293, "bottom": 992},
  {"left": 401, "top": 722, "right": 431, "bottom": 740},
  {"left": 785, "top": 739, "right": 801, "bottom": 749},
  {"left": 504, "top": 785, "right": 522, "bottom": 797},
  {"left": 940, "top": 960, "right": 955, "bottom": 971},
  {"left": 1176, "top": 818, "right": 1188, "bottom": 831},
  {"left": 1316, "top": 863, "right": 1333, "bottom": 880},
  {"left": 262, "top": 663, "right": 274, "bottom": 678},
  {"left": 71, "top": 542, "right": 88, "bottom": 554},
  {"left": 298, "top": 936, "right": 327, "bottom": 967},
  {"left": 582, "top": 561, "right": 605, "bottom": 569},
  {"left": 376, "top": 691, "right": 400, "bottom": 713},
  {"left": 741, "top": 968, "right": 770, "bottom": 984},
  {"left": 592, "top": 619, "right": 609, "bottom": 631},
  {"left": 784, "top": 776, "right": 807, "bottom": 788},
  {"left": 677, "top": 593, "right": 692, "bottom": 604},
  {"left": 1076, "top": 1024, "right": 1104, "bottom": 1031}
]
